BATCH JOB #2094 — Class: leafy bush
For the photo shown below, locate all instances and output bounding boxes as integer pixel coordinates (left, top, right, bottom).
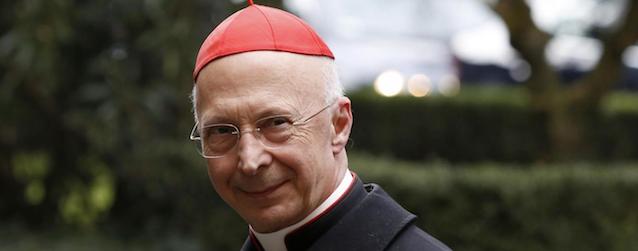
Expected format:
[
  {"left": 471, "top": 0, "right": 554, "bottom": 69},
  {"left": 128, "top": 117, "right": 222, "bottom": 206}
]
[
  {"left": 348, "top": 87, "right": 548, "bottom": 162},
  {"left": 348, "top": 86, "right": 638, "bottom": 162},
  {"left": 4, "top": 153, "right": 637, "bottom": 251},
  {"left": 350, "top": 153, "right": 638, "bottom": 251}
]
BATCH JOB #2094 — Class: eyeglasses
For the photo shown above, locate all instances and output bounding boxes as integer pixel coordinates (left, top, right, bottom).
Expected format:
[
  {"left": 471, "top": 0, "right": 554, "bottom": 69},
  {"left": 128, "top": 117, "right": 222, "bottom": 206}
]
[{"left": 189, "top": 101, "right": 335, "bottom": 158}]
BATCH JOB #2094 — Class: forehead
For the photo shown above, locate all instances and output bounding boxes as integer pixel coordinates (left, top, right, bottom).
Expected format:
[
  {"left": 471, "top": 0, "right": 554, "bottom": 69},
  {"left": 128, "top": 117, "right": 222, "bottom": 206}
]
[{"left": 195, "top": 51, "right": 329, "bottom": 121}]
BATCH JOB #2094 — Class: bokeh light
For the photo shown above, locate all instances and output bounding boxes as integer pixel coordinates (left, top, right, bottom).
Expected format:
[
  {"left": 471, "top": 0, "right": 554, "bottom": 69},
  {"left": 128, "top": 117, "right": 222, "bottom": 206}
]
[
  {"left": 510, "top": 59, "right": 532, "bottom": 82},
  {"left": 438, "top": 74, "right": 461, "bottom": 97},
  {"left": 407, "top": 74, "right": 432, "bottom": 97},
  {"left": 374, "top": 70, "right": 404, "bottom": 97}
]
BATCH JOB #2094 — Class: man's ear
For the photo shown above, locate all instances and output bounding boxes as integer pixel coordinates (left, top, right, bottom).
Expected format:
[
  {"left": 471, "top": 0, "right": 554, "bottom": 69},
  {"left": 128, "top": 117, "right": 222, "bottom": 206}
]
[{"left": 331, "top": 97, "right": 353, "bottom": 154}]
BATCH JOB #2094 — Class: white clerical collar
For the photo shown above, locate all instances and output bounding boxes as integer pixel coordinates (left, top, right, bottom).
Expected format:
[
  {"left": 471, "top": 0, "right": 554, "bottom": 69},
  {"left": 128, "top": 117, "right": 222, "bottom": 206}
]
[{"left": 250, "top": 169, "right": 354, "bottom": 251}]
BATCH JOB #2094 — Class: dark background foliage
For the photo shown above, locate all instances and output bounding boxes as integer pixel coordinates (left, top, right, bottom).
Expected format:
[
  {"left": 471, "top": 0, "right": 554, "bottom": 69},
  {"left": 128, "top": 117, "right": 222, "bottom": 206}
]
[
  {"left": 1, "top": 0, "right": 638, "bottom": 250},
  {"left": 348, "top": 87, "right": 638, "bottom": 162}
]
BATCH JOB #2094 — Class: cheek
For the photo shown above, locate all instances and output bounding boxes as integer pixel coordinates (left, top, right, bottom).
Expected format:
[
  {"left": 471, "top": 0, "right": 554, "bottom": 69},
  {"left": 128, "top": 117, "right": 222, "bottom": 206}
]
[
  {"left": 293, "top": 123, "right": 332, "bottom": 149},
  {"left": 206, "top": 159, "right": 236, "bottom": 194},
  {"left": 273, "top": 143, "right": 326, "bottom": 191}
]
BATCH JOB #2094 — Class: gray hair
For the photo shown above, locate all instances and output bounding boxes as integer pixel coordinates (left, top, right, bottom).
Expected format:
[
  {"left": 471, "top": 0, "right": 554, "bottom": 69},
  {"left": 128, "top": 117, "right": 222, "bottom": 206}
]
[{"left": 190, "top": 57, "right": 343, "bottom": 123}]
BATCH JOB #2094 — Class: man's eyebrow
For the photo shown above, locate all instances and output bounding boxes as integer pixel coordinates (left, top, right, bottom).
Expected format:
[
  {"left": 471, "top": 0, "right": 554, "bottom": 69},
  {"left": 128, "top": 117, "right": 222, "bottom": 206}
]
[
  {"left": 199, "top": 105, "right": 298, "bottom": 126},
  {"left": 254, "top": 107, "right": 296, "bottom": 118},
  {"left": 199, "top": 113, "right": 232, "bottom": 126}
]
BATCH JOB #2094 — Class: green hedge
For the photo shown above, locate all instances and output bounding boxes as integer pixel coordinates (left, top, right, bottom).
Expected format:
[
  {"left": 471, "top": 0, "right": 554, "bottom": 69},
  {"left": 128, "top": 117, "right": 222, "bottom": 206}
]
[
  {"left": 350, "top": 153, "right": 638, "bottom": 251},
  {"left": 3, "top": 153, "right": 638, "bottom": 251},
  {"left": 348, "top": 86, "right": 638, "bottom": 162}
]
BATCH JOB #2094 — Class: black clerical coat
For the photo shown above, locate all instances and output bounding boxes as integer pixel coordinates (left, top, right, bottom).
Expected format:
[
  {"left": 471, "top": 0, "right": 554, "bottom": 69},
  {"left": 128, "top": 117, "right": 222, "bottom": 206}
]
[{"left": 240, "top": 177, "right": 451, "bottom": 251}]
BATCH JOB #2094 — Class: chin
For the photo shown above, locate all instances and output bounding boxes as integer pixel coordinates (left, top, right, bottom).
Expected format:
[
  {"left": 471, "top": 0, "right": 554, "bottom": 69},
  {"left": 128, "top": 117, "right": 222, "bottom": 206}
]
[{"left": 244, "top": 203, "right": 303, "bottom": 233}]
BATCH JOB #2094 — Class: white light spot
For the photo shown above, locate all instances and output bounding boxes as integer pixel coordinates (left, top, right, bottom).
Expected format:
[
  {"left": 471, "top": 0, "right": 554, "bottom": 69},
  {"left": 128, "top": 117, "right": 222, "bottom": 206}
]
[
  {"left": 545, "top": 35, "right": 602, "bottom": 71},
  {"left": 374, "top": 70, "right": 404, "bottom": 97},
  {"left": 509, "top": 59, "right": 532, "bottom": 82},
  {"left": 407, "top": 74, "right": 432, "bottom": 97}
]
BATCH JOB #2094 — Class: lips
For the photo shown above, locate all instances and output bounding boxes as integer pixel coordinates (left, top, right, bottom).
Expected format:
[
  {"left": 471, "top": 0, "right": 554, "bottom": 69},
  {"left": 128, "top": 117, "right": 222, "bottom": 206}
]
[{"left": 240, "top": 180, "right": 288, "bottom": 198}]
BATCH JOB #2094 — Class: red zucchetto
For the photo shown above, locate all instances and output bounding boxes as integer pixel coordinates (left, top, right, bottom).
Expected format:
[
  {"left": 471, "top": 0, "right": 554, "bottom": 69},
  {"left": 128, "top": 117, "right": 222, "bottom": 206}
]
[{"left": 193, "top": 0, "right": 334, "bottom": 81}]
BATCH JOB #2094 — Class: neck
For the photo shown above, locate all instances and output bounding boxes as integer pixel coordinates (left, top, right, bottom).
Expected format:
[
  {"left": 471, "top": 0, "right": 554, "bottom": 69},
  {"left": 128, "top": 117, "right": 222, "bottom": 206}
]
[{"left": 250, "top": 169, "right": 354, "bottom": 251}]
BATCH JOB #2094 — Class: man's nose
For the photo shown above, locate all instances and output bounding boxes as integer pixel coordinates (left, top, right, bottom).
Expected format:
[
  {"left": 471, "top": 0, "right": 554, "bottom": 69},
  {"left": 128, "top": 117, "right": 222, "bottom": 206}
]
[{"left": 237, "top": 131, "right": 271, "bottom": 176}]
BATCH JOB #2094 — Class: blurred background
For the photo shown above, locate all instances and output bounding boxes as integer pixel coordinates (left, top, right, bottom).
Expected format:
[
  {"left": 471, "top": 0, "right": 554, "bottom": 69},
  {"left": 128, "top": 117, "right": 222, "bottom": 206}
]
[{"left": 1, "top": 0, "right": 637, "bottom": 250}]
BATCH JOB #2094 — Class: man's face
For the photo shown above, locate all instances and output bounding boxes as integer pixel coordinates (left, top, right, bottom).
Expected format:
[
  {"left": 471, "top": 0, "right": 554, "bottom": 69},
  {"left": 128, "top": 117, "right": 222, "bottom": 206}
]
[{"left": 195, "top": 51, "right": 343, "bottom": 233}]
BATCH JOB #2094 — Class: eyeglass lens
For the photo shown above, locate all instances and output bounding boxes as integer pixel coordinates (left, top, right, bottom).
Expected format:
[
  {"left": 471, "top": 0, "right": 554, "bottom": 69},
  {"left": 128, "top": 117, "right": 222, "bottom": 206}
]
[{"left": 199, "top": 116, "right": 296, "bottom": 157}]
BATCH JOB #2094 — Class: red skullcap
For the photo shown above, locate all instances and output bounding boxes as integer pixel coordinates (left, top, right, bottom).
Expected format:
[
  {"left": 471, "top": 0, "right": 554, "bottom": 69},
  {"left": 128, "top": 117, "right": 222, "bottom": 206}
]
[{"left": 193, "top": 1, "right": 334, "bottom": 81}]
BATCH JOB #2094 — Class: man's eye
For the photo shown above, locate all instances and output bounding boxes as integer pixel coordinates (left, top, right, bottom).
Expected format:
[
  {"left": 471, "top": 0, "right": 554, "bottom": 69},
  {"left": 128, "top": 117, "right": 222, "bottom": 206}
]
[
  {"left": 207, "top": 126, "right": 236, "bottom": 136},
  {"left": 259, "top": 116, "right": 292, "bottom": 129}
]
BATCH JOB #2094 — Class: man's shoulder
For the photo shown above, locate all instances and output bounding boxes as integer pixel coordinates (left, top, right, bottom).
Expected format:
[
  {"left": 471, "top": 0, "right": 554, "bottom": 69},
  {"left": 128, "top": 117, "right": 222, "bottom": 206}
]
[
  {"left": 240, "top": 180, "right": 452, "bottom": 251},
  {"left": 364, "top": 182, "right": 452, "bottom": 251},
  {"left": 386, "top": 224, "right": 452, "bottom": 251}
]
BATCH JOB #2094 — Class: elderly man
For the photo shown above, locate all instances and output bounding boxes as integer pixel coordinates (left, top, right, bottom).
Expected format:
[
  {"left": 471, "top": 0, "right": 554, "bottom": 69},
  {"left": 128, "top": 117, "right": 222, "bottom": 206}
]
[{"left": 189, "top": 1, "right": 451, "bottom": 250}]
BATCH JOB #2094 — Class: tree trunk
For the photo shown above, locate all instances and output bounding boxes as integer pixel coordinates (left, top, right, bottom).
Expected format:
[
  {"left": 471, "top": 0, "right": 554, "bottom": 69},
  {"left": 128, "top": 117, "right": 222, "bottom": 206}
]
[
  {"left": 492, "top": 0, "right": 638, "bottom": 161},
  {"left": 547, "top": 95, "right": 596, "bottom": 160}
]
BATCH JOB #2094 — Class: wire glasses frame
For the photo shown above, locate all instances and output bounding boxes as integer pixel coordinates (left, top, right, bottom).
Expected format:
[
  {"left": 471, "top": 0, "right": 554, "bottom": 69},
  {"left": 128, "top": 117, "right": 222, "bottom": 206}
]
[{"left": 189, "top": 101, "right": 336, "bottom": 158}]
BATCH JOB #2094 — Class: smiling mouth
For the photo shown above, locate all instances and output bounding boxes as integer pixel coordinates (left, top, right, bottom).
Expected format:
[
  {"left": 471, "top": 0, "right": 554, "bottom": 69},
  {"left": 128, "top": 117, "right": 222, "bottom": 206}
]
[{"left": 241, "top": 180, "right": 288, "bottom": 198}]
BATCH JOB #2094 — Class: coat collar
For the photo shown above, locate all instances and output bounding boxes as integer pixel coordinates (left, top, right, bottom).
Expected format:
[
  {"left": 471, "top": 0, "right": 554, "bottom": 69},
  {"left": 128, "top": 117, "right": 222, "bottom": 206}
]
[
  {"left": 250, "top": 170, "right": 355, "bottom": 251},
  {"left": 241, "top": 176, "right": 416, "bottom": 251}
]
